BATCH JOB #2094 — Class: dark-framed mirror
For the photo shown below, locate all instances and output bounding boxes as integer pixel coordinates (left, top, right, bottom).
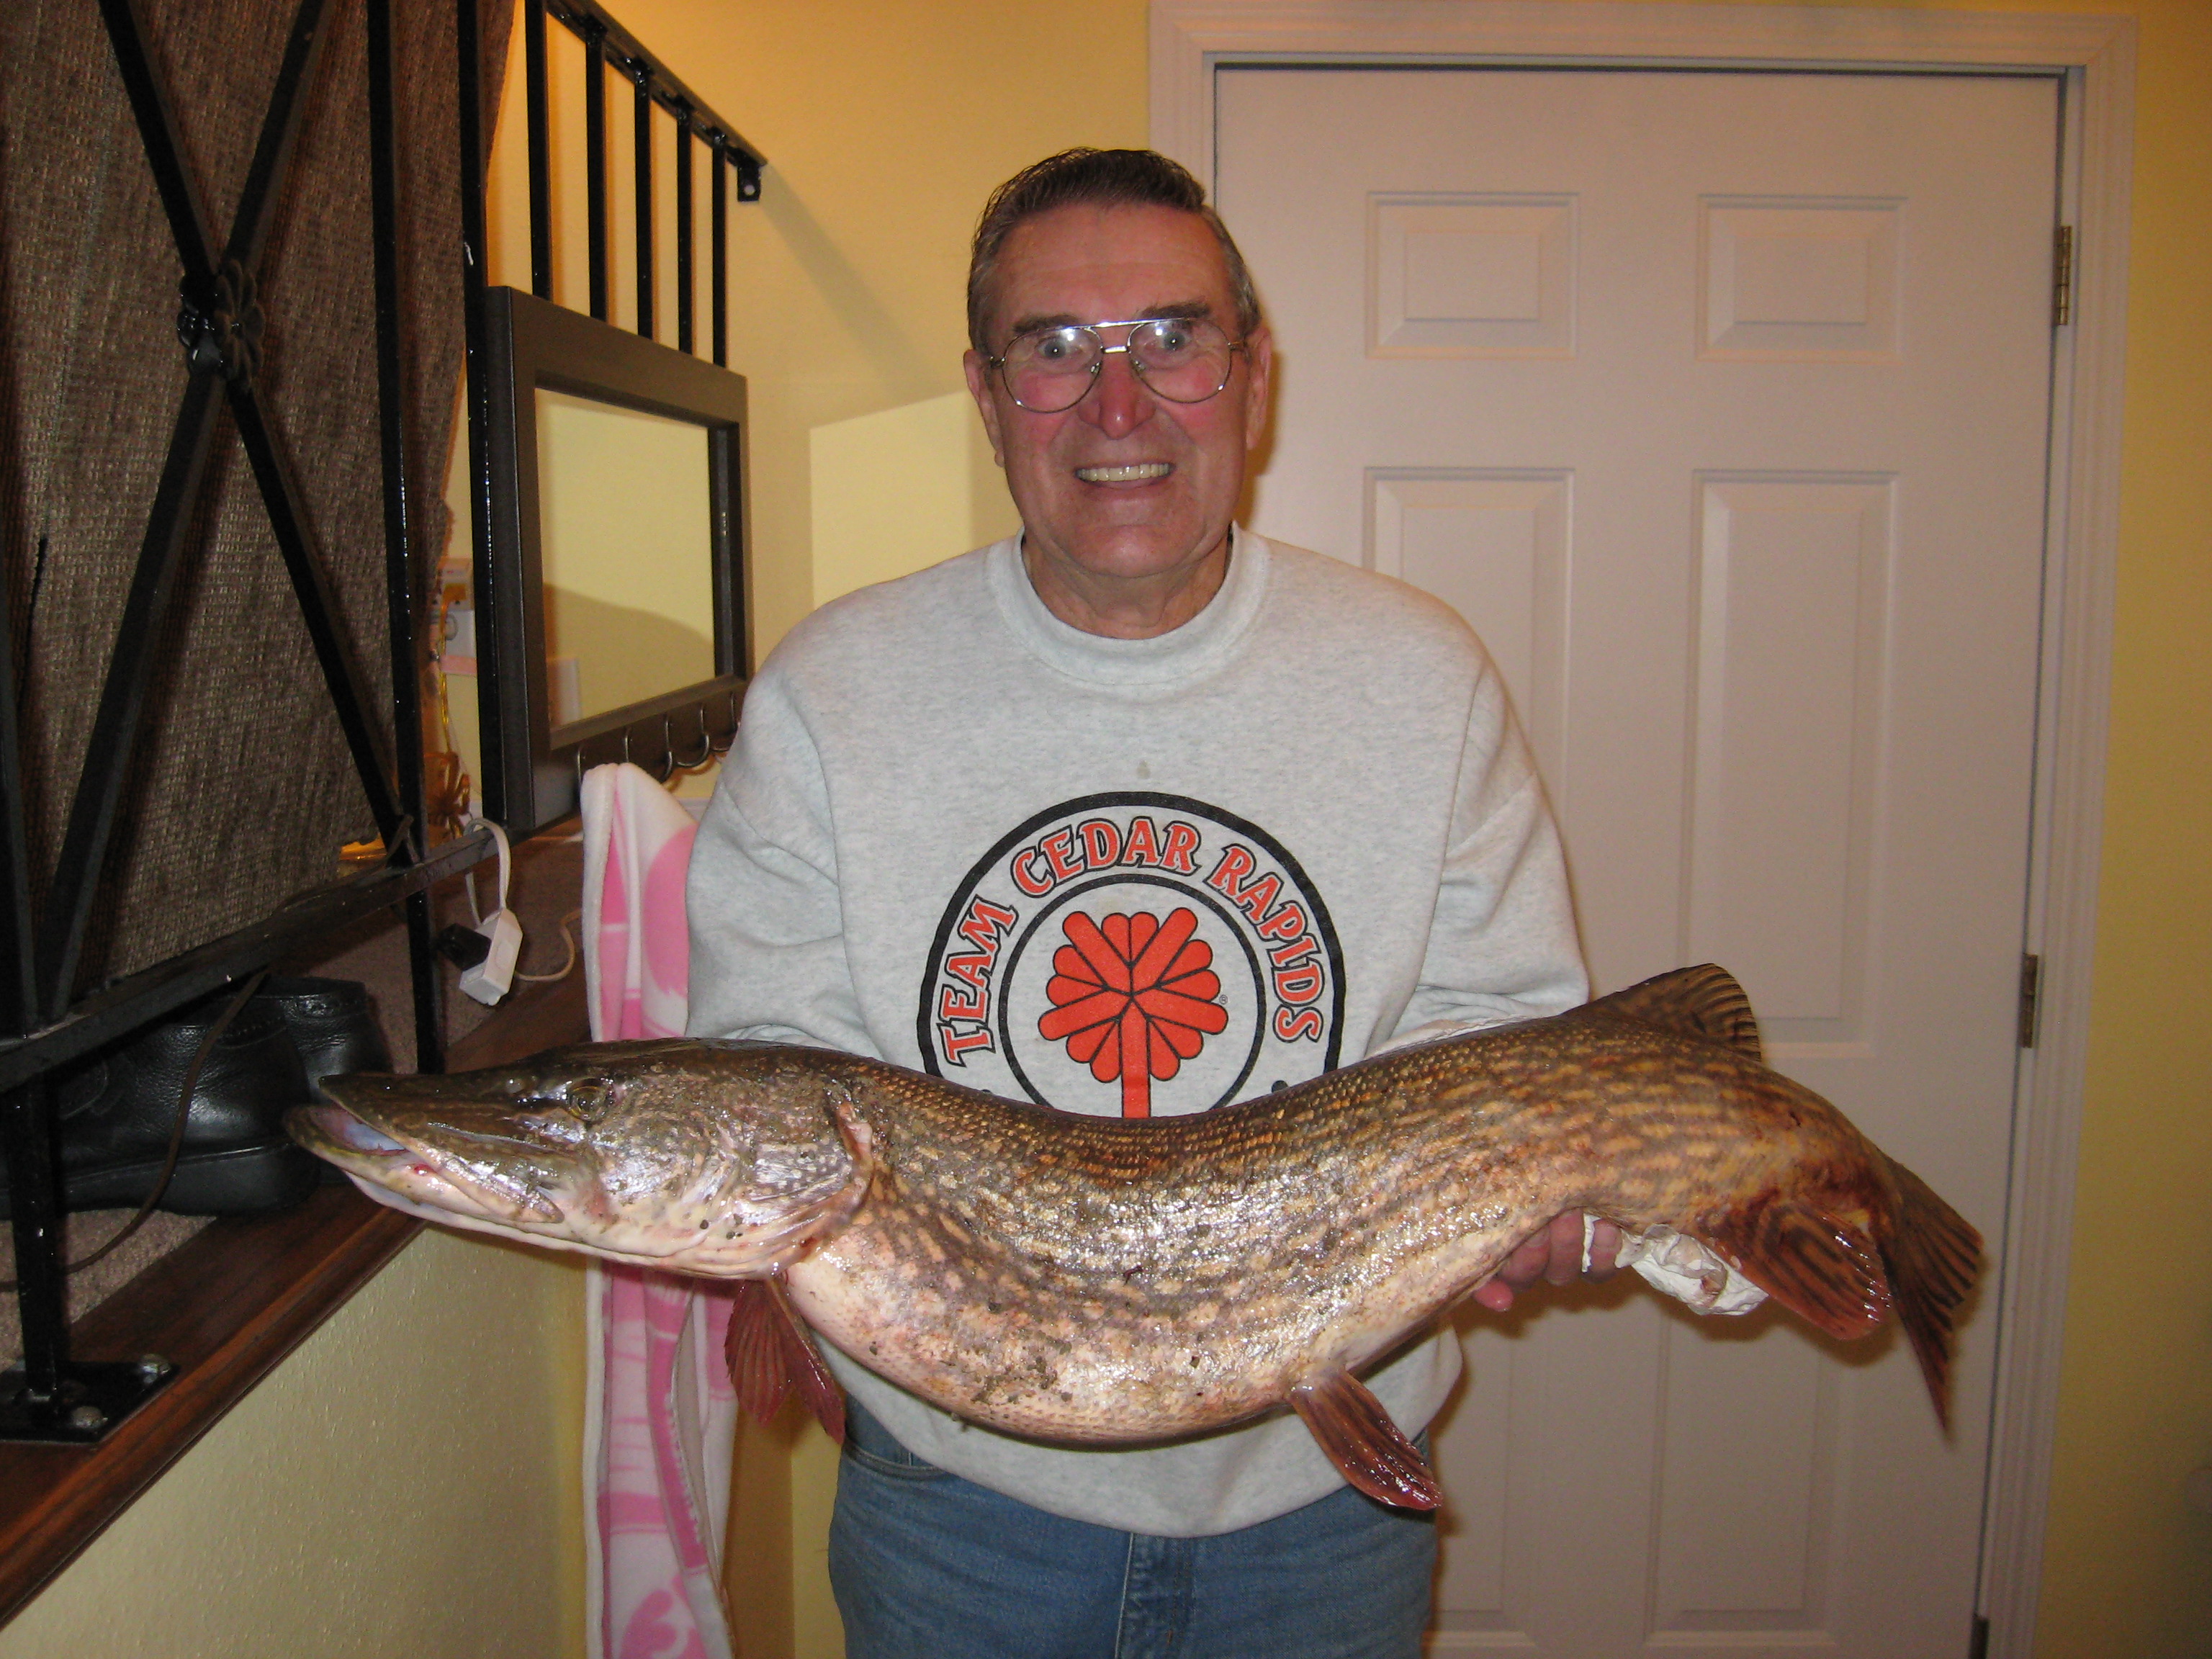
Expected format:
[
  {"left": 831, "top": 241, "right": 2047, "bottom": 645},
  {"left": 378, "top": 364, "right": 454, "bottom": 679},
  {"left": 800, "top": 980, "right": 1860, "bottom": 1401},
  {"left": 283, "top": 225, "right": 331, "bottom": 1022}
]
[{"left": 477, "top": 285, "right": 750, "bottom": 836}]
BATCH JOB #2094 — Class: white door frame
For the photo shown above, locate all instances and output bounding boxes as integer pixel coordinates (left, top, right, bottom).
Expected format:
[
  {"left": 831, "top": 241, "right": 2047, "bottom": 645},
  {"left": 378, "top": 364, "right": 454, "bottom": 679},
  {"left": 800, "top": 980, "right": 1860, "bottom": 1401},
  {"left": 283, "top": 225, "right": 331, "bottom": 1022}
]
[{"left": 1153, "top": 7, "right": 2133, "bottom": 1656}]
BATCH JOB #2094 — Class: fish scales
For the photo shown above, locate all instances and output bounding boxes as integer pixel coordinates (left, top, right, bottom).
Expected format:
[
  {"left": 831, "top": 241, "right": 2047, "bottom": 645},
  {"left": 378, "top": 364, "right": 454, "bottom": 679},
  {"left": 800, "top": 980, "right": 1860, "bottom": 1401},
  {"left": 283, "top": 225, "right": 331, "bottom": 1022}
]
[
  {"left": 289, "top": 966, "right": 1982, "bottom": 1508},
  {"left": 787, "top": 1019, "right": 1809, "bottom": 1440}
]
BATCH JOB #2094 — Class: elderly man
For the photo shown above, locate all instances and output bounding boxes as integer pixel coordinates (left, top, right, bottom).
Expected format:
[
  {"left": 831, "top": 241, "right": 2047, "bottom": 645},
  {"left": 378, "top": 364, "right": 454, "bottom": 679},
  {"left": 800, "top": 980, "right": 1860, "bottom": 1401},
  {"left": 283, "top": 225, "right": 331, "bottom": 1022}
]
[{"left": 688, "top": 148, "right": 1613, "bottom": 1658}]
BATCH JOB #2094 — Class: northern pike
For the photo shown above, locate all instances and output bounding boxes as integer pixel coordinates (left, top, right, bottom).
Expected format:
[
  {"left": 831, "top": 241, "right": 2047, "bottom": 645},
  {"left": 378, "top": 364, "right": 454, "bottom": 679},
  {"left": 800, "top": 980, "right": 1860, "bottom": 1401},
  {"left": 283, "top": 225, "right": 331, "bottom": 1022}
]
[{"left": 287, "top": 965, "right": 1980, "bottom": 1509}]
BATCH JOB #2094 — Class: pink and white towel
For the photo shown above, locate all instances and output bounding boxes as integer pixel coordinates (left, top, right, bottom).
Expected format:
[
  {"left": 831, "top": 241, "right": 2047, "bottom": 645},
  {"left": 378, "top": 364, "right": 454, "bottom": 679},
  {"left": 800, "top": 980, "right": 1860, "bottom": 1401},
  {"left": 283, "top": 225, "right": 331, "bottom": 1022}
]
[
  {"left": 579, "top": 763, "right": 742, "bottom": 1659},
  {"left": 581, "top": 760, "right": 698, "bottom": 1048}
]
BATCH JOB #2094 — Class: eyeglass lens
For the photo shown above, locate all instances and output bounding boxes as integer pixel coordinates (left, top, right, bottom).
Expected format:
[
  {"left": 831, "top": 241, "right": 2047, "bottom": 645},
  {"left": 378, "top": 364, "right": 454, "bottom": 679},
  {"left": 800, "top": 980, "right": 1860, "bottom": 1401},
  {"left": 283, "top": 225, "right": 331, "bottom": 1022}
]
[{"left": 1000, "top": 319, "right": 1237, "bottom": 413}]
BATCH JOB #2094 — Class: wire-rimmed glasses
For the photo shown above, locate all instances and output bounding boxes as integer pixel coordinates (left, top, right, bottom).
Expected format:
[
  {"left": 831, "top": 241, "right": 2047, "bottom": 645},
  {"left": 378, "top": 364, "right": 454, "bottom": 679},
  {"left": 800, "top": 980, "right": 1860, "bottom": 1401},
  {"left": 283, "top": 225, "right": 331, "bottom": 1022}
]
[{"left": 986, "top": 317, "right": 1246, "bottom": 413}]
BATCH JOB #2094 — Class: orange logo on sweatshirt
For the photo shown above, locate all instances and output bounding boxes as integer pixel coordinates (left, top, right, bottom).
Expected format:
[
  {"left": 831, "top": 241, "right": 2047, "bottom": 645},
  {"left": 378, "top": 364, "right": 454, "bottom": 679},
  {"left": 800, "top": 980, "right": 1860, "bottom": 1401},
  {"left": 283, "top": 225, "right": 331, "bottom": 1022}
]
[{"left": 1038, "top": 909, "right": 1228, "bottom": 1118}]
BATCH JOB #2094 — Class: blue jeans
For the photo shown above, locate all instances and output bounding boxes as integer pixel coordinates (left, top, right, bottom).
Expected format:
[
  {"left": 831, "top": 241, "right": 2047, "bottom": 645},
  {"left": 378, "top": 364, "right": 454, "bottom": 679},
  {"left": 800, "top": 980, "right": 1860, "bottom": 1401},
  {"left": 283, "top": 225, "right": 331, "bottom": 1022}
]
[{"left": 828, "top": 1398, "right": 1437, "bottom": 1659}]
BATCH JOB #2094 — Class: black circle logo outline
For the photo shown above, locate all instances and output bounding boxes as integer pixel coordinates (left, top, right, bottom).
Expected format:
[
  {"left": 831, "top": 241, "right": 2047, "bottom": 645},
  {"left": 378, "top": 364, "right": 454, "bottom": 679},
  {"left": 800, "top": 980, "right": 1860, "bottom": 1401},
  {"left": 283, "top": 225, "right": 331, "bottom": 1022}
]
[{"left": 915, "top": 791, "right": 1348, "bottom": 1080}]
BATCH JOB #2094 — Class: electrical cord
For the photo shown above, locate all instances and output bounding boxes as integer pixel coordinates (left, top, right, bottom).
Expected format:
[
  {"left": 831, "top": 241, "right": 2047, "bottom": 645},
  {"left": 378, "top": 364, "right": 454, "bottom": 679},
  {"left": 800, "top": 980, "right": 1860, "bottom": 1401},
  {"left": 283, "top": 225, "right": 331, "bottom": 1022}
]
[
  {"left": 460, "top": 814, "right": 511, "bottom": 927},
  {"left": 514, "top": 908, "right": 582, "bottom": 984}
]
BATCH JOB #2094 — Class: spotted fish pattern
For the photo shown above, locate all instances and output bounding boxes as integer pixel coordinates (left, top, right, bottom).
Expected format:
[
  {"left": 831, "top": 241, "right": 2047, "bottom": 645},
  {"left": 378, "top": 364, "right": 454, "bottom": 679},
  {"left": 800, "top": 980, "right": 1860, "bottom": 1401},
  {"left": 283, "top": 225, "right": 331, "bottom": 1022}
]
[{"left": 289, "top": 966, "right": 1981, "bottom": 1509}]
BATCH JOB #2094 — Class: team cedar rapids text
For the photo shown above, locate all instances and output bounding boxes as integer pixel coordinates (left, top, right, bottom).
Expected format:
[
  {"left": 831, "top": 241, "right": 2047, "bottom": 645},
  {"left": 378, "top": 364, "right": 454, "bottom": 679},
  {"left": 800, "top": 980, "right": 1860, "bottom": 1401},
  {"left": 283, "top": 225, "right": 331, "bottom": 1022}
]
[{"left": 932, "top": 810, "right": 1333, "bottom": 1069}]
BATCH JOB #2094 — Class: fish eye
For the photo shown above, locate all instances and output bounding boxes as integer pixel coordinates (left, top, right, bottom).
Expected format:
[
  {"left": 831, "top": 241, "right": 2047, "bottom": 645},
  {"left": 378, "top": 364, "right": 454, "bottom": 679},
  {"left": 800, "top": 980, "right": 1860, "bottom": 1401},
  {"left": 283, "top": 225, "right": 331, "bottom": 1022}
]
[{"left": 565, "top": 1080, "right": 610, "bottom": 1119}]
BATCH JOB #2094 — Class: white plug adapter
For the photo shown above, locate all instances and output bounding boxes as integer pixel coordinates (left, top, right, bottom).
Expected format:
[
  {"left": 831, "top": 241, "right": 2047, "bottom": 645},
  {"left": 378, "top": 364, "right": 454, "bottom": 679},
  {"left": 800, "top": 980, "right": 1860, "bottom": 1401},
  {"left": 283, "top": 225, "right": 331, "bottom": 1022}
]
[{"left": 459, "top": 908, "right": 523, "bottom": 1004}]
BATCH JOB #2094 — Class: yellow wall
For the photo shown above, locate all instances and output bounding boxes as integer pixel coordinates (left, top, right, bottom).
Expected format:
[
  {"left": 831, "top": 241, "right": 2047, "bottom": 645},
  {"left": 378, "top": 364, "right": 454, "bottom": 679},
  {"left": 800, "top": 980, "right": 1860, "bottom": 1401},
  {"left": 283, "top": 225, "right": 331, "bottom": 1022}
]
[
  {"left": 0, "top": 1232, "right": 588, "bottom": 1657},
  {"left": 809, "top": 391, "right": 1008, "bottom": 609},
  {"left": 462, "top": 3, "right": 2206, "bottom": 1657},
  {"left": 482, "top": 0, "right": 1138, "bottom": 664},
  {"left": 2028, "top": 1, "right": 2212, "bottom": 1650}
]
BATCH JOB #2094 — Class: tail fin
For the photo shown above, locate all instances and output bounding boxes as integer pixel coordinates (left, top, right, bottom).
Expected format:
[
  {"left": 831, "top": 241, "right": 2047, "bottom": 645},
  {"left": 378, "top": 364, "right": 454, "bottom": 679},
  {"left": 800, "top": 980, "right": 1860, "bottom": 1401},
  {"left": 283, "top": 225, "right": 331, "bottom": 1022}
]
[
  {"left": 1877, "top": 1155, "right": 1984, "bottom": 1428},
  {"left": 1696, "top": 1161, "right": 1983, "bottom": 1430}
]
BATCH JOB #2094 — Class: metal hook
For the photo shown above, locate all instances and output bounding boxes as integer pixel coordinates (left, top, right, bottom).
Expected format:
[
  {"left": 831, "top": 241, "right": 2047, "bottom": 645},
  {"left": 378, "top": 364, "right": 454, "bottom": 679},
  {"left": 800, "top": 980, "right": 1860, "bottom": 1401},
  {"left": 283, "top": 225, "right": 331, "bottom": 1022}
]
[
  {"left": 673, "top": 706, "right": 714, "bottom": 769},
  {"left": 711, "top": 688, "right": 739, "bottom": 756}
]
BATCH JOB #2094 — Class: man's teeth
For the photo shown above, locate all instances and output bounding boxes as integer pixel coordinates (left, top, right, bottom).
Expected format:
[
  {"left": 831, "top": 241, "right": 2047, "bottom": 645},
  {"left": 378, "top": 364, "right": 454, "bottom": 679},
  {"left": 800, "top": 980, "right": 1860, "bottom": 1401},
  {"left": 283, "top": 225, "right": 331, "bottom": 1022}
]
[{"left": 1075, "top": 462, "right": 1172, "bottom": 483}]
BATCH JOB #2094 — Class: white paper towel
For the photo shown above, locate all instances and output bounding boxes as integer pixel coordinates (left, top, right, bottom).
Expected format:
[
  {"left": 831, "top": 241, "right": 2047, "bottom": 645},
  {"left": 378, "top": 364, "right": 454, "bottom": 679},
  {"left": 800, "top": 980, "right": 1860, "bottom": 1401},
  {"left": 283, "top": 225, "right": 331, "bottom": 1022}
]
[{"left": 1584, "top": 1216, "right": 1768, "bottom": 1316}]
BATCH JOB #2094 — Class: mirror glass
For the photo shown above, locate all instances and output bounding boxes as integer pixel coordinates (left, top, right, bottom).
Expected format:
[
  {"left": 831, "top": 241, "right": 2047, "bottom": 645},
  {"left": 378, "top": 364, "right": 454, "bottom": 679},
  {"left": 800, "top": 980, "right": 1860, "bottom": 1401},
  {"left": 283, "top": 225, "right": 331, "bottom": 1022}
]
[{"left": 534, "top": 388, "right": 718, "bottom": 727}]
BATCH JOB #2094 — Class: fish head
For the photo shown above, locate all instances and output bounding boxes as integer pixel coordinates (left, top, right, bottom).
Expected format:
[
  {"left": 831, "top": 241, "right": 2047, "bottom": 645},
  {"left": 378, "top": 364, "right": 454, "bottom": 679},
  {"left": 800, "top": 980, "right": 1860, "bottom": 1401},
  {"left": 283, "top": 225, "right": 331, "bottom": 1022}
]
[{"left": 287, "top": 1039, "right": 876, "bottom": 1274}]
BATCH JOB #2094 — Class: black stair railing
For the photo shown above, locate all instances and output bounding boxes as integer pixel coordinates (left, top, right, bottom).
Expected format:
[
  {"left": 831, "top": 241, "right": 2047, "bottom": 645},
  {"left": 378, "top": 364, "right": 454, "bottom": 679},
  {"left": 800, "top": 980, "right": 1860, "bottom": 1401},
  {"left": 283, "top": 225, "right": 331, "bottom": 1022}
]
[
  {"left": 0, "top": 0, "right": 498, "bottom": 1444},
  {"left": 459, "top": 0, "right": 763, "bottom": 824},
  {"left": 523, "top": 0, "right": 766, "bottom": 363}
]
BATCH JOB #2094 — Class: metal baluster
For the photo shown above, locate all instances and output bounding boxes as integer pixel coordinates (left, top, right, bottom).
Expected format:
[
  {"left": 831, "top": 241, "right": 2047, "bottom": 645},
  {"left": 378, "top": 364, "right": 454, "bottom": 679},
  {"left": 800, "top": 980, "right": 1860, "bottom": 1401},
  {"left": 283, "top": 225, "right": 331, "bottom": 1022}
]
[
  {"left": 368, "top": 0, "right": 441, "bottom": 1072},
  {"left": 524, "top": 0, "right": 552, "bottom": 300},
  {"left": 675, "top": 110, "right": 693, "bottom": 355},
  {"left": 1, "top": 1081, "right": 67, "bottom": 1410},
  {"left": 584, "top": 19, "right": 608, "bottom": 321},
  {"left": 633, "top": 66, "right": 653, "bottom": 339},
  {"left": 1, "top": 528, "right": 66, "bottom": 1407},
  {"left": 711, "top": 142, "right": 728, "bottom": 367},
  {"left": 459, "top": 0, "right": 500, "bottom": 832}
]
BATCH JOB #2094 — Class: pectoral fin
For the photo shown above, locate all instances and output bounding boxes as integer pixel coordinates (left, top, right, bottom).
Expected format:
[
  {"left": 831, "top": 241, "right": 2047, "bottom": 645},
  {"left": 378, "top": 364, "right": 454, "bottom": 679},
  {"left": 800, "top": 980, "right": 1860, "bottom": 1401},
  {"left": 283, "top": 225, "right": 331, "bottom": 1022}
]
[
  {"left": 1289, "top": 1369, "right": 1439, "bottom": 1511},
  {"left": 727, "top": 1271, "right": 846, "bottom": 1443}
]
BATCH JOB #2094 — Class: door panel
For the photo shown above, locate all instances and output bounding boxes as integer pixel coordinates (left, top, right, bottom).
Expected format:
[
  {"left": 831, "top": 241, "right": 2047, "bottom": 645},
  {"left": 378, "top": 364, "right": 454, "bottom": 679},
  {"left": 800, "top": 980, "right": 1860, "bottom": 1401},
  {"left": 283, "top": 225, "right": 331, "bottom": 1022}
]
[
  {"left": 1218, "top": 67, "right": 2058, "bottom": 1655},
  {"left": 1687, "top": 472, "right": 1892, "bottom": 1043}
]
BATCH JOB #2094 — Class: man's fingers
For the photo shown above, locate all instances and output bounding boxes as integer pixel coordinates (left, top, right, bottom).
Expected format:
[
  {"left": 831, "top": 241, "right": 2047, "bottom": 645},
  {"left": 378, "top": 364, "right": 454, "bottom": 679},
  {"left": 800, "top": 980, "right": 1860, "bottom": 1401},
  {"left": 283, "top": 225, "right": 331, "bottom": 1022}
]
[
  {"left": 1480, "top": 1214, "right": 1622, "bottom": 1313},
  {"left": 1587, "top": 1218, "right": 1622, "bottom": 1280},
  {"left": 1498, "top": 1230, "right": 1550, "bottom": 1291},
  {"left": 1543, "top": 1210, "right": 1583, "bottom": 1285},
  {"left": 1472, "top": 1277, "right": 1517, "bottom": 1313}
]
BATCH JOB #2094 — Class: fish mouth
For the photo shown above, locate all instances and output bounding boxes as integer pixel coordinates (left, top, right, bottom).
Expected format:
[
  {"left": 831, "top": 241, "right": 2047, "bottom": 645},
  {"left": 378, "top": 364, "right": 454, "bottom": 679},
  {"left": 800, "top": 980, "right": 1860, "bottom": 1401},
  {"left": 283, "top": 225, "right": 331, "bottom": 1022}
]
[
  {"left": 287, "top": 1076, "right": 572, "bottom": 1225},
  {"left": 288, "top": 1056, "right": 880, "bottom": 1275},
  {"left": 1074, "top": 461, "right": 1172, "bottom": 484},
  {"left": 288, "top": 1102, "right": 409, "bottom": 1159}
]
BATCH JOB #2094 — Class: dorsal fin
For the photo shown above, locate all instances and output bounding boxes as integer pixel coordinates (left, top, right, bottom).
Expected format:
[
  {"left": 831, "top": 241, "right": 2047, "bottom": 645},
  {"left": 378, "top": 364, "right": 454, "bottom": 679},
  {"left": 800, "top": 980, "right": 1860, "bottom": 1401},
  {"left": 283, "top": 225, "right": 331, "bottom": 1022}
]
[{"left": 1580, "top": 965, "right": 1763, "bottom": 1064}]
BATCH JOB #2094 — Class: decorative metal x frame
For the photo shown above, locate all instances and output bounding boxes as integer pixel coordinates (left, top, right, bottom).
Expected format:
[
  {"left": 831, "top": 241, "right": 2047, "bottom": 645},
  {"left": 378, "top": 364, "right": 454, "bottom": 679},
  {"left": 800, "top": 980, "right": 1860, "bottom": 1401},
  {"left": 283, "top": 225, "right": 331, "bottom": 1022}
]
[
  {"left": 0, "top": 0, "right": 479, "bottom": 1442},
  {"left": 29, "top": 0, "right": 411, "bottom": 1025}
]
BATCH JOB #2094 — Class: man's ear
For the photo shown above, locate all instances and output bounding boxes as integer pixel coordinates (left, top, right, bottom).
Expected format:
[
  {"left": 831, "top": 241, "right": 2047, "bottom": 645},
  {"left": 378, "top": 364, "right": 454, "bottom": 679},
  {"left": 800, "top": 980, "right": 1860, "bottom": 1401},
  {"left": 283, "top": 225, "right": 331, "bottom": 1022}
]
[
  {"left": 963, "top": 350, "right": 1007, "bottom": 467},
  {"left": 1241, "top": 325, "right": 1274, "bottom": 452}
]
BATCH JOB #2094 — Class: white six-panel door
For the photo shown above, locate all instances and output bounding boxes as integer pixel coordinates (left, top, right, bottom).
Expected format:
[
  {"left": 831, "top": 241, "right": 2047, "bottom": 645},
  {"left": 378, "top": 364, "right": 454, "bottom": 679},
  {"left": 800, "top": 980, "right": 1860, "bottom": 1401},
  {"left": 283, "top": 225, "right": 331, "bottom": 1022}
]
[{"left": 1217, "top": 68, "right": 2058, "bottom": 1655}]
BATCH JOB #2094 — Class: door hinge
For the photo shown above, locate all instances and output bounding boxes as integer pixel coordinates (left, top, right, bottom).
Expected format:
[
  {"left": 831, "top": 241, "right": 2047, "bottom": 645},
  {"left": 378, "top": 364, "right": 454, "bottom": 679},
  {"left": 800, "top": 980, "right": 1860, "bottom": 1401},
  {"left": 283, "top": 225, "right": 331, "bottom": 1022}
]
[
  {"left": 1969, "top": 1612, "right": 1992, "bottom": 1659},
  {"left": 2053, "top": 225, "right": 2075, "bottom": 327},
  {"left": 2018, "top": 953, "right": 2042, "bottom": 1049}
]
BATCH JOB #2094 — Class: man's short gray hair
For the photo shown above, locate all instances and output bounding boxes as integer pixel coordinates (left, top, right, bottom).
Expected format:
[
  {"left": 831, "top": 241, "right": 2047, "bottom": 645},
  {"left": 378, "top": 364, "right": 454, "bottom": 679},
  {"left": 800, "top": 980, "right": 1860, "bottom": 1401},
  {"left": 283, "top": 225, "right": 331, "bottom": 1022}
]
[{"left": 967, "top": 148, "right": 1263, "bottom": 354}]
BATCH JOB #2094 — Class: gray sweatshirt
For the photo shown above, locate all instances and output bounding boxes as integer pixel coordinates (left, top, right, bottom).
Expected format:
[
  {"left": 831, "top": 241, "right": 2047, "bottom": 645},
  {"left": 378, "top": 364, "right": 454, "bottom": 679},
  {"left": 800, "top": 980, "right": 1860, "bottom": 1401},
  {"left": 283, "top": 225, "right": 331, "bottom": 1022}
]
[{"left": 685, "top": 529, "right": 1586, "bottom": 1536}]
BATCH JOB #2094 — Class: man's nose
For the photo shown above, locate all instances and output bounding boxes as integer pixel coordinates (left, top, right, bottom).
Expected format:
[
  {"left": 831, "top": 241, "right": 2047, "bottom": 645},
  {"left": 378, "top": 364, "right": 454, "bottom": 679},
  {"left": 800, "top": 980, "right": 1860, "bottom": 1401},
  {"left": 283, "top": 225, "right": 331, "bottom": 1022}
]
[{"left": 1080, "top": 348, "right": 1155, "bottom": 438}]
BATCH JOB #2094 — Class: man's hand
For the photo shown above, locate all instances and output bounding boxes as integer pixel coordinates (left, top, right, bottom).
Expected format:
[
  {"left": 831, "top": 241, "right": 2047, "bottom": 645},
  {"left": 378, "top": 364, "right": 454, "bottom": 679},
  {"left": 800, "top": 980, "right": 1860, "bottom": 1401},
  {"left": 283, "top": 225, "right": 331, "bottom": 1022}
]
[{"left": 1471, "top": 1212, "right": 1621, "bottom": 1313}]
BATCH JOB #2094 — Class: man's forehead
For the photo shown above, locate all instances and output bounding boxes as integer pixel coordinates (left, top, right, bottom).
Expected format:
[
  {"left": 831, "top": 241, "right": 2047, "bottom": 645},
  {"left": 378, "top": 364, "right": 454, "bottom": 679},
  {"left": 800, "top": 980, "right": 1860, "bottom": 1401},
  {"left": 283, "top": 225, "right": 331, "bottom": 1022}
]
[{"left": 986, "top": 204, "right": 1236, "bottom": 337}]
